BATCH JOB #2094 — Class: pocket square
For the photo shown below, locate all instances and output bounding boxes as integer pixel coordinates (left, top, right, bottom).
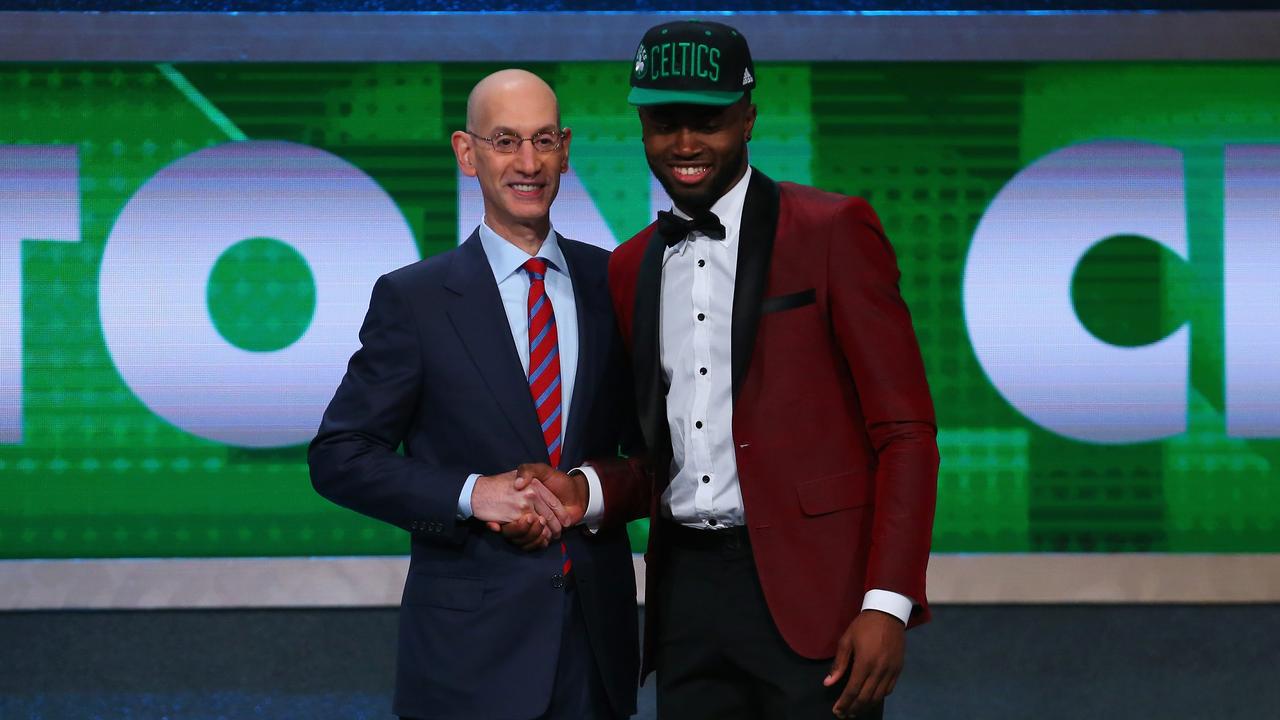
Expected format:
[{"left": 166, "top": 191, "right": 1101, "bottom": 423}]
[{"left": 761, "top": 288, "right": 816, "bottom": 314}]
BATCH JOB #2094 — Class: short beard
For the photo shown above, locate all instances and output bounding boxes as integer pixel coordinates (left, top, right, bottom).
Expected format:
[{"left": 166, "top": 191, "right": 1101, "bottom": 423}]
[{"left": 649, "top": 142, "right": 748, "bottom": 216}]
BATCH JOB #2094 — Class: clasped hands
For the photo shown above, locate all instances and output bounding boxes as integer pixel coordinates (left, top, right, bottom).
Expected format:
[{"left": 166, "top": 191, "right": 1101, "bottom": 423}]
[{"left": 470, "top": 463, "right": 586, "bottom": 551}]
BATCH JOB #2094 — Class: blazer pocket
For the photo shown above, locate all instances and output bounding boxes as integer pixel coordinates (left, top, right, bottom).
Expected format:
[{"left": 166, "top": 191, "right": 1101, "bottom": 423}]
[
  {"left": 404, "top": 574, "right": 485, "bottom": 611},
  {"left": 796, "top": 472, "right": 872, "bottom": 516},
  {"left": 761, "top": 288, "right": 816, "bottom": 314}
]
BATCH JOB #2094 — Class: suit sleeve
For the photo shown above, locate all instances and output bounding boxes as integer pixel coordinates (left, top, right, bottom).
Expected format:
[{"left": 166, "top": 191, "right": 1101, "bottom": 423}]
[
  {"left": 585, "top": 457, "right": 651, "bottom": 529},
  {"left": 827, "top": 198, "right": 939, "bottom": 619},
  {"left": 308, "top": 273, "right": 471, "bottom": 546}
]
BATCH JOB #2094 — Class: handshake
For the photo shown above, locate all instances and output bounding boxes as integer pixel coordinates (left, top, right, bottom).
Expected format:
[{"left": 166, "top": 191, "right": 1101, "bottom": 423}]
[{"left": 471, "top": 463, "right": 586, "bottom": 551}]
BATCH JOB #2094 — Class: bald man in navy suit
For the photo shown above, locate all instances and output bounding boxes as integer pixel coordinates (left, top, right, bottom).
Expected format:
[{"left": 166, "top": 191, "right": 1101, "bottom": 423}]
[{"left": 310, "top": 69, "right": 639, "bottom": 720}]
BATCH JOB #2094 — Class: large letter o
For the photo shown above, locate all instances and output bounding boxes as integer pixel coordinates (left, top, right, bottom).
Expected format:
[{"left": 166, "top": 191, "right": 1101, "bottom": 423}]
[
  {"left": 100, "top": 141, "right": 419, "bottom": 447},
  {"left": 964, "top": 141, "right": 1189, "bottom": 444}
]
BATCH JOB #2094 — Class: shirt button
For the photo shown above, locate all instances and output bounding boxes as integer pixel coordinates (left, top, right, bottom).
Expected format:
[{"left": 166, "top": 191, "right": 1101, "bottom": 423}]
[
  {"left": 699, "top": 367, "right": 707, "bottom": 375},
  {"left": 697, "top": 259, "right": 706, "bottom": 268},
  {"left": 551, "top": 573, "right": 565, "bottom": 589},
  {"left": 697, "top": 313, "right": 705, "bottom": 321},
  {"left": 695, "top": 421, "right": 703, "bottom": 429},
  {"left": 707, "top": 518, "right": 718, "bottom": 526},
  {"left": 701, "top": 475, "right": 710, "bottom": 484}
]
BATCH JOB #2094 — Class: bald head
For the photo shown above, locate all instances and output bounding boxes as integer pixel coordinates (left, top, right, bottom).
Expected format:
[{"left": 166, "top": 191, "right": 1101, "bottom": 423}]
[
  {"left": 466, "top": 69, "right": 561, "bottom": 134},
  {"left": 451, "top": 68, "right": 570, "bottom": 251}
]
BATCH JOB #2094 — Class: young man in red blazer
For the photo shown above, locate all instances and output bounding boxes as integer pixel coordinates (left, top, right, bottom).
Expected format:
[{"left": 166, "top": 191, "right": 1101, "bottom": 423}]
[{"left": 513, "top": 19, "right": 938, "bottom": 720}]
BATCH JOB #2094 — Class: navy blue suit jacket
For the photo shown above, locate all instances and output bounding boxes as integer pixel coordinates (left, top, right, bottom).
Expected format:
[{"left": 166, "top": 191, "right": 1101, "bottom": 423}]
[{"left": 309, "top": 231, "right": 639, "bottom": 719}]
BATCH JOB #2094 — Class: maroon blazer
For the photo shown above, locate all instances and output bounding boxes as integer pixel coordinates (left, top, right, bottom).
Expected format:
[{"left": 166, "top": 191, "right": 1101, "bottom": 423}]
[{"left": 597, "top": 169, "right": 939, "bottom": 677}]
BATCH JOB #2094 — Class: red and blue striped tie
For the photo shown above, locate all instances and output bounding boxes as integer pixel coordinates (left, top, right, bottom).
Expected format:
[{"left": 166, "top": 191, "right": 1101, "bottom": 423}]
[{"left": 523, "top": 258, "right": 570, "bottom": 575}]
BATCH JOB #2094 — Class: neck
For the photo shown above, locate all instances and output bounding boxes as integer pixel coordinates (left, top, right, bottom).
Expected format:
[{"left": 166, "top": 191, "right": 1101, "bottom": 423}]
[
  {"left": 487, "top": 217, "right": 549, "bottom": 257},
  {"left": 674, "top": 201, "right": 711, "bottom": 217}
]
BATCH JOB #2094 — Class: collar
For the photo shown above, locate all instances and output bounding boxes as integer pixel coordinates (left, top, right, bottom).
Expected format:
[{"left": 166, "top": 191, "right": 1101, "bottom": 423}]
[{"left": 478, "top": 218, "right": 568, "bottom": 284}]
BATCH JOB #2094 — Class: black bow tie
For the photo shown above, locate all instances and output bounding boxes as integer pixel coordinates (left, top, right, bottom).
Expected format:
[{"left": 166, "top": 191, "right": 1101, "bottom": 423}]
[{"left": 656, "top": 209, "right": 726, "bottom": 246}]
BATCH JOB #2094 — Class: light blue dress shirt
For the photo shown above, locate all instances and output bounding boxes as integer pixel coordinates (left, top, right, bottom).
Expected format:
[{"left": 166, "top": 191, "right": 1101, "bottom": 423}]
[{"left": 456, "top": 220, "right": 579, "bottom": 518}]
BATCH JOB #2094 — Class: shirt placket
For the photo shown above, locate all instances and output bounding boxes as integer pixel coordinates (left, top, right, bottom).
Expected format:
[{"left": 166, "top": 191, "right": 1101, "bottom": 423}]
[{"left": 690, "top": 234, "right": 716, "bottom": 523}]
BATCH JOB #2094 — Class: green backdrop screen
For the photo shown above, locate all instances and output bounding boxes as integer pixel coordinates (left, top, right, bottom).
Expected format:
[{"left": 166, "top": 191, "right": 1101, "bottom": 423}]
[{"left": 2, "top": 61, "right": 1277, "bottom": 559}]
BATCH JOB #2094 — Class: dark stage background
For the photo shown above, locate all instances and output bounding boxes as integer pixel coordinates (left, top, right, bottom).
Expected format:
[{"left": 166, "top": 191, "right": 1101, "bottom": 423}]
[{"left": 3, "top": 606, "right": 1278, "bottom": 719}]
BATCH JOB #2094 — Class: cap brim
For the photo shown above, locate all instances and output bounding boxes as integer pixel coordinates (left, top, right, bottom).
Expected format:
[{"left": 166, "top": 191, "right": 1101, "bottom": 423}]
[{"left": 628, "top": 87, "right": 744, "bottom": 106}]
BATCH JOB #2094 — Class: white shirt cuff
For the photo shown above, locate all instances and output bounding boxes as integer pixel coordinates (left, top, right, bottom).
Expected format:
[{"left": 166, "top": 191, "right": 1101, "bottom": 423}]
[
  {"left": 862, "top": 589, "right": 913, "bottom": 625},
  {"left": 574, "top": 464, "right": 605, "bottom": 533},
  {"left": 457, "top": 473, "right": 481, "bottom": 519}
]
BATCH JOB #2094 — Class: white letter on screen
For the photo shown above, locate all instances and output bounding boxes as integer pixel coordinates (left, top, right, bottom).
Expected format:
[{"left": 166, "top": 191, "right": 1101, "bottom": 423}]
[
  {"left": 964, "top": 141, "right": 1189, "bottom": 444},
  {"left": 1224, "top": 144, "right": 1280, "bottom": 438},
  {"left": 99, "top": 141, "right": 418, "bottom": 448},
  {"left": 0, "top": 146, "right": 81, "bottom": 444}
]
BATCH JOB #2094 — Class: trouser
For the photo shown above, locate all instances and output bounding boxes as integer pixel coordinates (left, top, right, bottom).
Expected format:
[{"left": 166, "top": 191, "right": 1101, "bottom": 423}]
[{"left": 654, "top": 522, "right": 884, "bottom": 720}]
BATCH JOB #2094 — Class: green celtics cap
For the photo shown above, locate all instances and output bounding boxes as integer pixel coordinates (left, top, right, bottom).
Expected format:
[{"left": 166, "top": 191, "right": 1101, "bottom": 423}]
[{"left": 628, "top": 20, "right": 756, "bottom": 106}]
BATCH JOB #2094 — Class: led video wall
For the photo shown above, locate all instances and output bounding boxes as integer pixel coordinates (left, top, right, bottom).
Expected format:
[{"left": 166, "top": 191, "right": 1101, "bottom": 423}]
[{"left": 2, "top": 61, "right": 1278, "bottom": 558}]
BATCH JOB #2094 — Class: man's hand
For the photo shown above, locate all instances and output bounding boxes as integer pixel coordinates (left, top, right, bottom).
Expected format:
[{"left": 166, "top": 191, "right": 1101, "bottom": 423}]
[
  {"left": 515, "top": 463, "right": 588, "bottom": 526},
  {"left": 471, "top": 470, "right": 534, "bottom": 524},
  {"left": 488, "top": 464, "right": 588, "bottom": 552},
  {"left": 474, "top": 466, "right": 579, "bottom": 551},
  {"left": 496, "top": 513, "right": 553, "bottom": 551},
  {"left": 823, "top": 610, "right": 905, "bottom": 718},
  {"left": 471, "top": 470, "right": 570, "bottom": 536}
]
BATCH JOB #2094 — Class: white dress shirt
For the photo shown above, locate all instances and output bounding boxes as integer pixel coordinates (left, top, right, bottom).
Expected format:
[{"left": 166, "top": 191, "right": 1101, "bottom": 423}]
[{"left": 659, "top": 169, "right": 751, "bottom": 529}]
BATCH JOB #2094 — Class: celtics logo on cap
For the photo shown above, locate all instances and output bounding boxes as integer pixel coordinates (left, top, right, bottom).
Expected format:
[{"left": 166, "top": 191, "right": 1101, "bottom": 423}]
[{"left": 627, "top": 20, "right": 755, "bottom": 106}]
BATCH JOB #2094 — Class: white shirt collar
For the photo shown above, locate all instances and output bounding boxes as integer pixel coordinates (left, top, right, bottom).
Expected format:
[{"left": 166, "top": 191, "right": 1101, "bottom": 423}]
[{"left": 477, "top": 218, "right": 568, "bottom": 284}]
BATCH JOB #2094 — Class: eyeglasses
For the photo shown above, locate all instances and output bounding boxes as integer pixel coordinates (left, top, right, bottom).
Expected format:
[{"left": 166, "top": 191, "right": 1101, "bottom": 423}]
[{"left": 466, "top": 128, "right": 567, "bottom": 154}]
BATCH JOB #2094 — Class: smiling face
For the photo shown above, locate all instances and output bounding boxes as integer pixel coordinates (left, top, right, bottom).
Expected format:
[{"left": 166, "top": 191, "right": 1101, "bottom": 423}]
[
  {"left": 638, "top": 98, "right": 756, "bottom": 215},
  {"left": 451, "top": 70, "right": 570, "bottom": 246}
]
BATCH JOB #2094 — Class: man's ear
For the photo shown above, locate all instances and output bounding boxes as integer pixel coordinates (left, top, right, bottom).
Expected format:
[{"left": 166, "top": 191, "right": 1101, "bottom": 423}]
[
  {"left": 559, "top": 127, "right": 572, "bottom": 174},
  {"left": 451, "top": 130, "right": 477, "bottom": 177}
]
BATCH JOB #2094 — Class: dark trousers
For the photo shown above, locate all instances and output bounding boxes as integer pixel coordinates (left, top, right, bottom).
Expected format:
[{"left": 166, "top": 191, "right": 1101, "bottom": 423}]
[
  {"left": 654, "top": 523, "right": 884, "bottom": 720},
  {"left": 402, "top": 584, "right": 614, "bottom": 720}
]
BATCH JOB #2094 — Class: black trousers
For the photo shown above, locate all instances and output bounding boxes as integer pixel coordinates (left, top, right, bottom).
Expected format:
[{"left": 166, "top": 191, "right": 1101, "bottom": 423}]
[
  {"left": 402, "top": 583, "right": 614, "bottom": 720},
  {"left": 654, "top": 523, "right": 884, "bottom": 720}
]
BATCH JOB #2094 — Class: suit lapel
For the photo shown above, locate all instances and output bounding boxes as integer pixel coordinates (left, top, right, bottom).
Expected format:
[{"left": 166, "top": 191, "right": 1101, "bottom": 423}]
[
  {"left": 444, "top": 231, "right": 546, "bottom": 462},
  {"left": 559, "top": 236, "right": 598, "bottom": 469},
  {"left": 631, "top": 228, "right": 671, "bottom": 456},
  {"left": 731, "top": 169, "right": 780, "bottom": 399}
]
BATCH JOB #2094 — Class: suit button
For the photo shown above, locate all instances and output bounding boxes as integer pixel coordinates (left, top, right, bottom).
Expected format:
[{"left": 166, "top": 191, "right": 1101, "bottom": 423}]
[{"left": 551, "top": 573, "right": 565, "bottom": 589}]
